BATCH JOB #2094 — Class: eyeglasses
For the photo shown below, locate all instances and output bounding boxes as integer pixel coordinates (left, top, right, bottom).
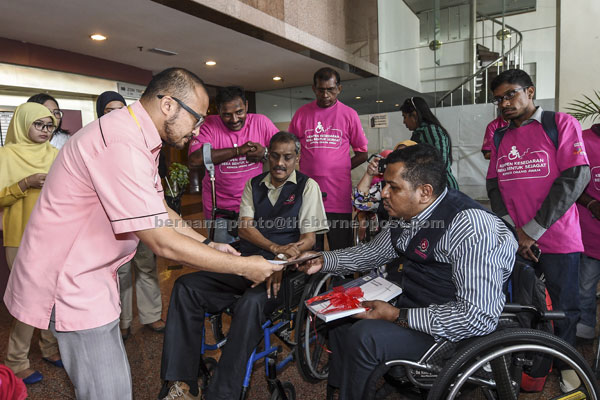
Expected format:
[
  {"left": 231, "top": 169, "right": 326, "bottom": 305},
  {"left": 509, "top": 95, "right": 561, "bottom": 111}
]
[
  {"left": 32, "top": 120, "right": 57, "bottom": 133},
  {"left": 50, "top": 110, "right": 63, "bottom": 119},
  {"left": 491, "top": 86, "right": 530, "bottom": 105},
  {"left": 157, "top": 95, "right": 205, "bottom": 129}
]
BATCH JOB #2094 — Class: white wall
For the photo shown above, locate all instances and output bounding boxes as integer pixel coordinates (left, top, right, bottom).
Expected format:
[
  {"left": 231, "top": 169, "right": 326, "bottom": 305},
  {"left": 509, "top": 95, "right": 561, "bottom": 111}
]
[
  {"left": 416, "top": 0, "right": 556, "bottom": 98},
  {"left": 0, "top": 63, "right": 140, "bottom": 126},
  {"left": 357, "top": 99, "right": 555, "bottom": 200},
  {"left": 377, "top": 0, "right": 421, "bottom": 92},
  {"left": 557, "top": 0, "right": 600, "bottom": 130}
]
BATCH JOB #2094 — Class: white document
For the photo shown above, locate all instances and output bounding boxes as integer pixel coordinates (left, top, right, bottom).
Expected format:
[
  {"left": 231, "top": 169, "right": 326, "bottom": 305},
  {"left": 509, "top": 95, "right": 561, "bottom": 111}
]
[{"left": 306, "top": 272, "right": 402, "bottom": 322}]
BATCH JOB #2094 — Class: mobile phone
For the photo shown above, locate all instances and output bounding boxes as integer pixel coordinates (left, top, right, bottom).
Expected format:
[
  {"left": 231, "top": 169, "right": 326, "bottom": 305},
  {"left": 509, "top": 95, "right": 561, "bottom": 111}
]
[{"left": 530, "top": 244, "right": 541, "bottom": 259}]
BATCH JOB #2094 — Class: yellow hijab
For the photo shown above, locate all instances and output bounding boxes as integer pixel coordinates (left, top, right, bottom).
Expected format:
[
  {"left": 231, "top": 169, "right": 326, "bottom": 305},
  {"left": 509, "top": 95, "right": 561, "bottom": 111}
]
[{"left": 0, "top": 102, "right": 58, "bottom": 189}]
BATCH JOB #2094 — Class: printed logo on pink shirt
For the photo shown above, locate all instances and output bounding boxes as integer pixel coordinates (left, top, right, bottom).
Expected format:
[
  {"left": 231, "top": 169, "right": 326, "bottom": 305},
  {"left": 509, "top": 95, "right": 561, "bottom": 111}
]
[
  {"left": 218, "top": 157, "right": 261, "bottom": 174},
  {"left": 496, "top": 145, "right": 550, "bottom": 182},
  {"left": 592, "top": 166, "right": 600, "bottom": 191},
  {"left": 304, "top": 121, "right": 342, "bottom": 149}
]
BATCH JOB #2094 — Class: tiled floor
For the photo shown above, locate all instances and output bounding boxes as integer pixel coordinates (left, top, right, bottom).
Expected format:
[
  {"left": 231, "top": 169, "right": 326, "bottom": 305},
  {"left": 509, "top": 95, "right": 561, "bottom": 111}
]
[{"left": 1, "top": 194, "right": 598, "bottom": 399}]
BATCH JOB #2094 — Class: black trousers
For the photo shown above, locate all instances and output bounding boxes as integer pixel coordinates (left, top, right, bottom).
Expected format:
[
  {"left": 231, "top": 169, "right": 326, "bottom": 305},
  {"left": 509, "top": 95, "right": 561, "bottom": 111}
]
[
  {"left": 315, "top": 212, "right": 353, "bottom": 251},
  {"left": 328, "top": 319, "right": 435, "bottom": 400},
  {"left": 160, "top": 271, "right": 282, "bottom": 400}
]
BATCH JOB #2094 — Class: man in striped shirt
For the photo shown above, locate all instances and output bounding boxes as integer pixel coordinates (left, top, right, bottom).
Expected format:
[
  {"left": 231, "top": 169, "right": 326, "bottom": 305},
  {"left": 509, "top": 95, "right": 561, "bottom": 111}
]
[{"left": 297, "top": 144, "right": 517, "bottom": 400}]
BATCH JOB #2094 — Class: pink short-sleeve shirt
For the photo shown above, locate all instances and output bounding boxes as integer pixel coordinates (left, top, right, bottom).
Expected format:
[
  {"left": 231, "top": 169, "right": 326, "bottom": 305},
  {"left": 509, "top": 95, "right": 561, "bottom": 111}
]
[
  {"left": 288, "top": 100, "right": 368, "bottom": 213},
  {"left": 3, "top": 101, "right": 167, "bottom": 331},
  {"left": 486, "top": 110, "right": 588, "bottom": 254},
  {"left": 577, "top": 126, "right": 600, "bottom": 259},
  {"left": 482, "top": 116, "right": 508, "bottom": 152},
  {"left": 188, "top": 114, "right": 278, "bottom": 219}
]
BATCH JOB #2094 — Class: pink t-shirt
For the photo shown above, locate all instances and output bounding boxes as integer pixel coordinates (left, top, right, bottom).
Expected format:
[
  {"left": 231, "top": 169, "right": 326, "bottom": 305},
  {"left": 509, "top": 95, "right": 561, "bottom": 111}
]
[
  {"left": 188, "top": 114, "right": 278, "bottom": 219},
  {"left": 4, "top": 102, "right": 167, "bottom": 331},
  {"left": 577, "top": 126, "right": 600, "bottom": 259},
  {"left": 487, "top": 111, "right": 588, "bottom": 254},
  {"left": 482, "top": 116, "right": 508, "bottom": 152},
  {"left": 288, "top": 100, "right": 368, "bottom": 213}
]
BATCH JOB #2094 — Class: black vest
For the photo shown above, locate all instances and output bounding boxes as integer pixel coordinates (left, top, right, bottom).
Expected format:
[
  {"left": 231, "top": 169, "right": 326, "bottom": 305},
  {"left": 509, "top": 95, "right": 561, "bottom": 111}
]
[
  {"left": 239, "top": 171, "right": 309, "bottom": 260},
  {"left": 390, "top": 189, "right": 491, "bottom": 308}
]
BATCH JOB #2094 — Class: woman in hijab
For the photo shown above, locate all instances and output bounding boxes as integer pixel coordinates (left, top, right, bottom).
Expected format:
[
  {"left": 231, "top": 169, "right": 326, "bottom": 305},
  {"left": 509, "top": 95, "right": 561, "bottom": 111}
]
[
  {"left": 400, "top": 97, "right": 459, "bottom": 190},
  {"left": 96, "top": 91, "right": 126, "bottom": 117},
  {"left": 27, "top": 93, "right": 70, "bottom": 150},
  {"left": 0, "top": 102, "right": 62, "bottom": 384}
]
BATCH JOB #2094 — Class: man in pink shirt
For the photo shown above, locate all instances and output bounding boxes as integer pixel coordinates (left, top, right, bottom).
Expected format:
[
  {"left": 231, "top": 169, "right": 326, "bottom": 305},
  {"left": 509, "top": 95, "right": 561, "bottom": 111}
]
[
  {"left": 3, "top": 68, "right": 279, "bottom": 399},
  {"left": 575, "top": 123, "right": 600, "bottom": 340},
  {"left": 188, "top": 86, "right": 278, "bottom": 243},
  {"left": 289, "top": 68, "right": 368, "bottom": 250},
  {"left": 486, "top": 69, "right": 590, "bottom": 393}
]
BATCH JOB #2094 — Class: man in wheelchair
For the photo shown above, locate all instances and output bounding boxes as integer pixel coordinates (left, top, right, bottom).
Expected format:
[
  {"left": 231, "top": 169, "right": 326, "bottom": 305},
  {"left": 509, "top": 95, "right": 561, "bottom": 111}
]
[
  {"left": 296, "top": 143, "right": 518, "bottom": 400},
  {"left": 159, "top": 131, "right": 328, "bottom": 399}
]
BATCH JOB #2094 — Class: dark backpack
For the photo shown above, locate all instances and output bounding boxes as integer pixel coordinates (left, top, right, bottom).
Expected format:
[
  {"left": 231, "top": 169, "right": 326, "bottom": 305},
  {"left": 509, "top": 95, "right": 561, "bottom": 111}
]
[
  {"left": 507, "top": 261, "right": 554, "bottom": 392},
  {"left": 494, "top": 110, "right": 558, "bottom": 150}
]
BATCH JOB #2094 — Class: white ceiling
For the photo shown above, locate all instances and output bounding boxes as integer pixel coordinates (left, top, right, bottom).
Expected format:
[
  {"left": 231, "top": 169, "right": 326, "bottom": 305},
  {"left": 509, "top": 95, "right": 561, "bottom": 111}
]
[{"left": 0, "top": 0, "right": 361, "bottom": 91}]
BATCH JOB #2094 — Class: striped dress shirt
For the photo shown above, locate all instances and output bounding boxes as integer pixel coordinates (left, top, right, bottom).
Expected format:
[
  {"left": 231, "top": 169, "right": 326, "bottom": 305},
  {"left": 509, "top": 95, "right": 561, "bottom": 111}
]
[{"left": 321, "top": 189, "right": 518, "bottom": 342}]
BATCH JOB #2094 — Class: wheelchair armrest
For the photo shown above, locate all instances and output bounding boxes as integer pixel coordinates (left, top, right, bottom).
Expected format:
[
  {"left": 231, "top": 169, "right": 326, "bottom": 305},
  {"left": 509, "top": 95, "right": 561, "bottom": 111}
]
[{"left": 502, "top": 303, "right": 566, "bottom": 321}]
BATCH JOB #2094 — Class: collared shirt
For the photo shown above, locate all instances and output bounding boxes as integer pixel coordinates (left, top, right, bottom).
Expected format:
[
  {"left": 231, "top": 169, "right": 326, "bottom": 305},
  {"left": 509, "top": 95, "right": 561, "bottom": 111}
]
[
  {"left": 487, "top": 106, "right": 589, "bottom": 253},
  {"left": 239, "top": 170, "right": 328, "bottom": 235},
  {"left": 4, "top": 101, "right": 167, "bottom": 331},
  {"left": 321, "top": 189, "right": 517, "bottom": 342}
]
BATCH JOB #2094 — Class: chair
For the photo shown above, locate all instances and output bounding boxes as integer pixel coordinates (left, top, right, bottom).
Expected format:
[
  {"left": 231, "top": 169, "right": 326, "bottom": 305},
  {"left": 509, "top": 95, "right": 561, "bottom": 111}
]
[{"left": 362, "top": 262, "right": 600, "bottom": 400}]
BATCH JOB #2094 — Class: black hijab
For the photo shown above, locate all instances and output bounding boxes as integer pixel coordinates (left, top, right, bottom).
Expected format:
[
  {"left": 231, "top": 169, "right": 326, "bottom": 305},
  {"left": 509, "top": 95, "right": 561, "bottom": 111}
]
[{"left": 96, "top": 91, "right": 126, "bottom": 118}]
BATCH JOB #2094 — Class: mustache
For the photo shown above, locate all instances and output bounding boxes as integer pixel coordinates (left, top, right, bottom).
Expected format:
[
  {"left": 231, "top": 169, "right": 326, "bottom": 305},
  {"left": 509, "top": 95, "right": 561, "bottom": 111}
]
[{"left": 273, "top": 167, "right": 287, "bottom": 171}]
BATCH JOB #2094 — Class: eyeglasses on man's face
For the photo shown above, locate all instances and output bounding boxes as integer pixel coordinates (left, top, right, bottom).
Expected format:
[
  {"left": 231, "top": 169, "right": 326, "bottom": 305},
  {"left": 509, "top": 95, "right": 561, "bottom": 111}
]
[
  {"left": 157, "top": 95, "right": 205, "bottom": 129},
  {"left": 491, "top": 86, "right": 531, "bottom": 105},
  {"left": 32, "top": 120, "right": 57, "bottom": 133}
]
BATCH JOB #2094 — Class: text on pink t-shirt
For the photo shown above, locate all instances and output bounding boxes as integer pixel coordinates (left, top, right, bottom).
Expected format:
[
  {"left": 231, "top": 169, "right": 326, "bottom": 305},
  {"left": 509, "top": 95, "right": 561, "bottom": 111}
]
[
  {"left": 288, "top": 100, "right": 368, "bottom": 213},
  {"left": 188, "top": 113, "right": 278, "bottom": 219},
  {"left": 486, "top": 111, "right": 588, "bottom": 253}
]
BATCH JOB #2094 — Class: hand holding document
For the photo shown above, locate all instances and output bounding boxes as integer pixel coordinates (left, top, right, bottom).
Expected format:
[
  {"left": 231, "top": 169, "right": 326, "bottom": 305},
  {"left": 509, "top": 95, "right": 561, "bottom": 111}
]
[{"left": 268, "top": 253, "right": 323, "bottom": 267}]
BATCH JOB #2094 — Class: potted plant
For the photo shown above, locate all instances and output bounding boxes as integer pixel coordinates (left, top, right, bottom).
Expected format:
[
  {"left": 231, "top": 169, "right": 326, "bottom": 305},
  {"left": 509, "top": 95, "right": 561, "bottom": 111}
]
[
  {"left": 566, "top": 90, "right": 600, "bottom": 124},
  {"left": 164, "top": 162, "right": 189, "bottom": 215}
]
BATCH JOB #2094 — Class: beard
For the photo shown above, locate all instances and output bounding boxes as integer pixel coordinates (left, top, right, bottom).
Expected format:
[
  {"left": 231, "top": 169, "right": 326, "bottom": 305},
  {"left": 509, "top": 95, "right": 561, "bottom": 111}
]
[{"left": 163, "top": 112, "right": 190, "bottom": 150}]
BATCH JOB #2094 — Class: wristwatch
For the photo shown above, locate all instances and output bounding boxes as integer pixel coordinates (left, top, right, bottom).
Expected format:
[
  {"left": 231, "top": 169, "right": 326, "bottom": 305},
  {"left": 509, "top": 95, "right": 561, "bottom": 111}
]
[
  {"left": 203, "top": 238, "right": 212, "bottom": 245},
  {"left": 394, "top": 308, "right": 409, "bottom": 328},
  {"left": 263, "top": 147, "right": 269, "bottom": 161}
]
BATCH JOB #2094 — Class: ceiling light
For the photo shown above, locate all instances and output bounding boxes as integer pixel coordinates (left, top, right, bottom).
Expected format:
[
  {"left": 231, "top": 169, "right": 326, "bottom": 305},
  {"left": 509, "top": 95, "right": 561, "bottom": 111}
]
[
  {"left": 205, "top": 60, "right": 216, "bottom": 66},
  {"left": 395, "top": 103, "right": 400, "bottom": 107},
  {"left": 273, "top": 104, "right": 278, "bottom": 107},
  {"left": 90, "top": 34, "right": 107, "bottom": 41},
  {"left": 376, "top": 100, "right": 384, "bottom": 103},
  {"left": 355, "top": 96, "right": 361, "bottom": 100},
  {"left": 272, "top": 76, "right": 282, "bottom": 81}
]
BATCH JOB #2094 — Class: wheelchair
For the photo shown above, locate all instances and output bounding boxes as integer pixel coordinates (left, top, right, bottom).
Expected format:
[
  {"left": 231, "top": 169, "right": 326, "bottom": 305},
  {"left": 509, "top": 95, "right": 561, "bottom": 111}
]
[
  {"left": 197, "top": 268, "right": 309, "bottom": 400},
  {"left": 360, "top": 262, "right": 600, "bottom": 400}
]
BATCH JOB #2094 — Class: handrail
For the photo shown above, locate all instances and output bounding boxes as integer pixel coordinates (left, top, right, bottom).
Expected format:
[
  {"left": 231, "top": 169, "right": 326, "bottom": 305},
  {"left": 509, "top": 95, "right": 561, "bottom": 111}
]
[{"left": 436, "top": 15, "right": 523, "bottom": 107}]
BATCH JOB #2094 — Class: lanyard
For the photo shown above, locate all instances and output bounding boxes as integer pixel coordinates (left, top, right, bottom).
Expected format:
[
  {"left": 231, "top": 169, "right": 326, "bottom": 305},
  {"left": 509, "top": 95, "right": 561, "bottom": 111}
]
[{"left": 127, "top": 106, "right": 142, "bottom": 130}]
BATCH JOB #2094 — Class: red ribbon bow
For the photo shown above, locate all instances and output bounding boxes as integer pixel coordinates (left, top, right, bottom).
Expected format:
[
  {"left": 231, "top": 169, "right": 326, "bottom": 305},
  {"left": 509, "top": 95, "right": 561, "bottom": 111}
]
[{"left": 306, "top": 285, "right": 364, "bottom": 315}]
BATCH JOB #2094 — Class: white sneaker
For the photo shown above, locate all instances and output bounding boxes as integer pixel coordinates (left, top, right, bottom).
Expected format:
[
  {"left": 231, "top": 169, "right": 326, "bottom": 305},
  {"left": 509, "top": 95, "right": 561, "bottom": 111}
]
[
  {"left": 162, "top": 381, "right": 200, "bottom": 400},
  {"left": 559, "top": 369, "right": 581, "bottom": 393}
]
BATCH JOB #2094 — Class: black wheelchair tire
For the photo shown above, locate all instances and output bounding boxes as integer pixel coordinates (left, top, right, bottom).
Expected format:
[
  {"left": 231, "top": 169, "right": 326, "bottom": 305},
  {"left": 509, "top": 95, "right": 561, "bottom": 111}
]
[
  {"left": 294, "top": 273, "right": 333, "bottom": 383},
  {"left": 427, "top": 328, "right": 599, "bottom": 400}
]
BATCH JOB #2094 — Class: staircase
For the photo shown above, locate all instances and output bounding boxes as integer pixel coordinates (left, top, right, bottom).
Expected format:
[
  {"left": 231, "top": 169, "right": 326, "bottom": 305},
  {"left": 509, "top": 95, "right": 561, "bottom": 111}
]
[{"left": 437, "top": 15, "right": 523, "bottom": 107}]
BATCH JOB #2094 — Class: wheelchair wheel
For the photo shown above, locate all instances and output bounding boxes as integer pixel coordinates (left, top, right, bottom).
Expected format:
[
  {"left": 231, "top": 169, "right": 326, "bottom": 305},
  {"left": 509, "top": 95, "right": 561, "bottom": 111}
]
[
  {"left": 427, "top": 328, "right": 599, "bottom": 400},
  {"left": 294, "top": 272, "right": 334, "bottom": 383},
  {"left": 270, "top": 381, "right": 296, "bottom": 400}
]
